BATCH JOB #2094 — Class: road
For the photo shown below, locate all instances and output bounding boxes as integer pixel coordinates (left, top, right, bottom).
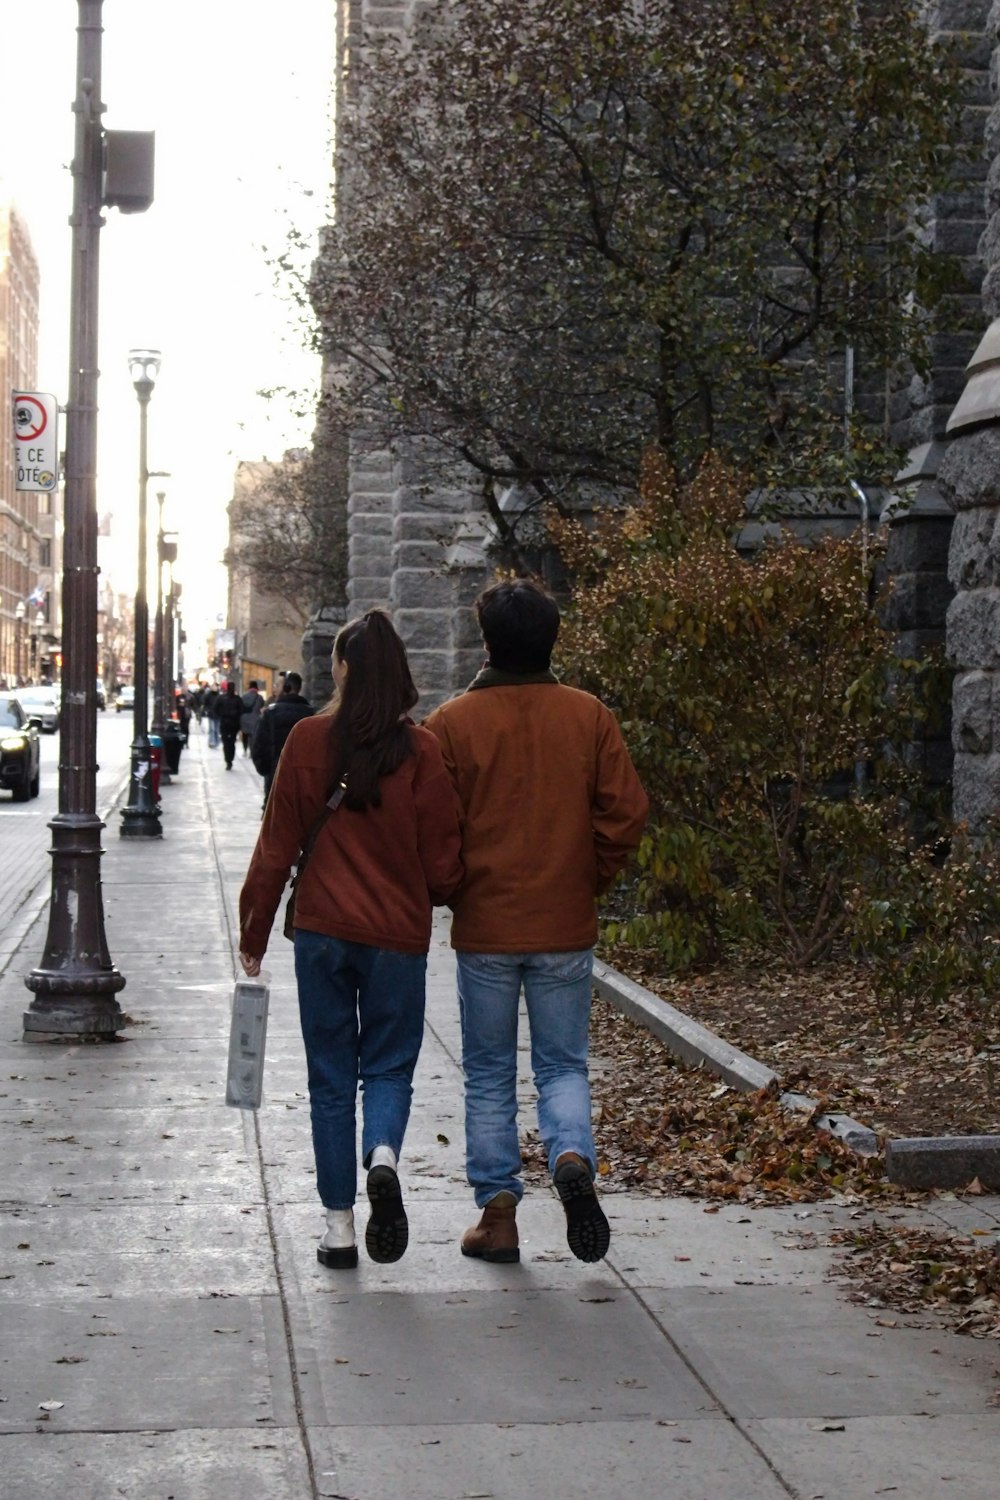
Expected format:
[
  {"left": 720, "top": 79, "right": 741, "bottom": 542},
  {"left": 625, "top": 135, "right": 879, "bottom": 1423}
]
[{"left": 0, "top": 709, "right": 135, "bottom": 934}]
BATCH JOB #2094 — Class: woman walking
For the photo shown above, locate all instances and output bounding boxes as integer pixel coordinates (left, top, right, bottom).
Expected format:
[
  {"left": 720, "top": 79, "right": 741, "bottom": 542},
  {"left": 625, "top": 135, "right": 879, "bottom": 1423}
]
[{"left": 238, "top": 611, "right": 463, "bottom": 1269}]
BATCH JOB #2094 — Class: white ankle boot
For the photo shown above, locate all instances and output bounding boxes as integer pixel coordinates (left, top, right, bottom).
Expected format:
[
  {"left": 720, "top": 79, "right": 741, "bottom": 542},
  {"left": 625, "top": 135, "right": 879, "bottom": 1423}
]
[{"left": 318, "top": 1207, "right": 358, "bottom": 1270}]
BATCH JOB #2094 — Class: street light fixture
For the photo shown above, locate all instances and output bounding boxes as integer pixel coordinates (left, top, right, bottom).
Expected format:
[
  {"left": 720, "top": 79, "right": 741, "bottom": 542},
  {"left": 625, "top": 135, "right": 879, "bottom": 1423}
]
[{"left": 119, "top": 349, "right": 163, "bottom": 839}]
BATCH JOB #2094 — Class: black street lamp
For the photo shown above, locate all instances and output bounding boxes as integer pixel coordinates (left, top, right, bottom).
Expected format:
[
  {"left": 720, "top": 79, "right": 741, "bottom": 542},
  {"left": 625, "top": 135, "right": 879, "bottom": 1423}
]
[
  {"left": 24, "top": 0, "right": 131, "bottom": 1037},
  {"left": 119, "top": 348, "right": 163, "bottom": 840}
]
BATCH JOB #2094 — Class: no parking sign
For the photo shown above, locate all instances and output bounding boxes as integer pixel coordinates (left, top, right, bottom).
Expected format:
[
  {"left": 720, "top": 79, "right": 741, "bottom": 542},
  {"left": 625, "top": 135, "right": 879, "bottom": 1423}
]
[{"left": 12, "top": 391, "right": 59, "bottom": 491}]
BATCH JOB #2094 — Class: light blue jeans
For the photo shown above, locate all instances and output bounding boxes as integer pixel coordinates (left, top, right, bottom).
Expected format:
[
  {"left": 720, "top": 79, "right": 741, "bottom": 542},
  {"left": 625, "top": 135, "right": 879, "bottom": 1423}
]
[
  {"left": 456, "top": 949, "right": 596, "bottom": 1208},
  {"left": 294, "top": 930, "right": 427, "bottom": 1209}
]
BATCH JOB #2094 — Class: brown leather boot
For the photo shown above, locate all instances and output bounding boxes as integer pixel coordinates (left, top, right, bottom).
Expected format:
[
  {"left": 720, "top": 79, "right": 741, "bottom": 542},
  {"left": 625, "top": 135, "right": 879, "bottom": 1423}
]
[{"left": 460, "top": 1191, "right": 520, "bottom": 1263}]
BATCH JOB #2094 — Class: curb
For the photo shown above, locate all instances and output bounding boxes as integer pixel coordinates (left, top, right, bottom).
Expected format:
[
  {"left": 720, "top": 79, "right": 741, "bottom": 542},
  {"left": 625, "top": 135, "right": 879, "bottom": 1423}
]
[
  {"left": 592, "top": 958, "right": 880, "bottom": 1158},
  {"left": 885, "top": 1135, "right": 1000, "bottom": 1192}
]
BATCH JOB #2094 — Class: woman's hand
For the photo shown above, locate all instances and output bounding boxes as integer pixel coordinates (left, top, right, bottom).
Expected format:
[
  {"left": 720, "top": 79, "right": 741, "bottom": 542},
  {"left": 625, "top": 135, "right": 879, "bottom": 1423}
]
[{"left": 240, "top": 951, "right": 262, "bottom": 977}]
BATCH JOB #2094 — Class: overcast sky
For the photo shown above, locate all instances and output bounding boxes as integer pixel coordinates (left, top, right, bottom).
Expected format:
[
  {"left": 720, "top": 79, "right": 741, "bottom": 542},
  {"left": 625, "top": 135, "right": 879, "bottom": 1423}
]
[{"left": 0, "top": 0, "right": 334, "bottom": 664}]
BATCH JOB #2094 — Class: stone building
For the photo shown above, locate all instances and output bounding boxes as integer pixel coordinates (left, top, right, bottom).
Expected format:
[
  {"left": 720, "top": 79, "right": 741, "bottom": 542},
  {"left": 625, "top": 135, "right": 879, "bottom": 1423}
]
[
  {"left": 317, "top": 0, "right": 1000, "bottom": 819},
  {"left": 0, "top": 200, "right": 51, "bottom": 686},
  {"left": 225, "top": 460, "right": 315, "bottom": 699}
]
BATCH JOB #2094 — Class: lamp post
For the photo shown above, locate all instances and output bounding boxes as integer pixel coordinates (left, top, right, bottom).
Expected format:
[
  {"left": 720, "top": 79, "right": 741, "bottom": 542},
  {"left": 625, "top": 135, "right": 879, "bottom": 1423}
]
[
  {"left": 152, "top": 490, "right": 166, "bottom": 741},
  {"left": 119, "top": 349, "right": 162, "bottom": 839},
  {"left": 32, "top": 610, "right": 45, "bottom": 676},
  {"left": 14, "top": 601, "right": 25, "bottom": 683},
  {"left": 24, "top": 0, "right": 128, "bottom": 1037}
]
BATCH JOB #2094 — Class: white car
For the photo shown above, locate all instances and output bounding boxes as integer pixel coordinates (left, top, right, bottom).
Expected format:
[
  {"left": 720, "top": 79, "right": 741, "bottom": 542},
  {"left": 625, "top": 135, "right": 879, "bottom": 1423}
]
[{"left": 15, "top": 685, "right": 60, "bottom": 733}]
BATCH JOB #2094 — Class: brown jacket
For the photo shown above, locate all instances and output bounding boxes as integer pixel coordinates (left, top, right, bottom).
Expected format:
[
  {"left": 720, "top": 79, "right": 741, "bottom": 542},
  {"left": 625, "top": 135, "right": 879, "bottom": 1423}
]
[
  {"left": 239, "top": 715, "right": 464, "bottom": 959},
  {"left": 424, "top": 676, "right": 648, "bottom": 953}
]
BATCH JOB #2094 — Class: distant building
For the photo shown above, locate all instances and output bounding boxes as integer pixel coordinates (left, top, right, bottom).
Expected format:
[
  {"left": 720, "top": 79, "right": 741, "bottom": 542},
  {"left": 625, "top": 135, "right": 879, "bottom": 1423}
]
[
  {"left": 0, "top": 200, "right": 54, "bottom": 685},
  {"left": 224, "top": 458, "right": 313, "bottom": 698}
]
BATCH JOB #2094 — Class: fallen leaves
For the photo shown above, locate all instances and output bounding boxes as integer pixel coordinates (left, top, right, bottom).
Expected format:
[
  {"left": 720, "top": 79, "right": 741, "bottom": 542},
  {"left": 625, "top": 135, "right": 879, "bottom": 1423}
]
[{"left": 828, "top": 1221, "right": 1000, "bottom": 1340}]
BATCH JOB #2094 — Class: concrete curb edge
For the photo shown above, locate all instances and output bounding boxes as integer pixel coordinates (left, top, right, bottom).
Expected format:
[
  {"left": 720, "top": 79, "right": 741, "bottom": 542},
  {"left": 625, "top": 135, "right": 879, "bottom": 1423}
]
[{"left": 593, "top": 957, "right": 878, "bottom": 1160}]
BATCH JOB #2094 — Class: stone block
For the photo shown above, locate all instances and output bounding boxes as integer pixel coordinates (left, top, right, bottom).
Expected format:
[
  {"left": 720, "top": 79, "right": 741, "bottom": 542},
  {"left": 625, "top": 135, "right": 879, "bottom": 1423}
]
[
  {"left": 939, "top": 427, "right": 1000, "bottom": 511},
  {"left": 946, "top": 586, "right": 1000, "bottom": 668},
  {"left": 927, "top": 0, "right": 992, "bottom": 31},
  {"left": 948, "top": 505, "right": 1000, "bottom": 590},
  {"left": 886, "top": 1136, "right": 1000, "bottom": 1190},
  {"left": 346, "top": 580, "right": 392, "bottom": 611},
  {"left": 885, "top": 516, "right": 954, "bottom": 573},
  {"left": 394, "top": 610, "right": 453, "bottom": 651},
  {"left": 935, "top": 217, "right": 987, "bottom": 256},
  {"left": 893, "top": 628, "right": 946, "bottom": 661},
  {"left": 393, "top": 539, "right": 449, "bottom": 570},
  {"left": 952, "top": 669, "right": 993, "bottom": 755},
  {"left": 392, "top": 486, "right": 476, "bottom": 516},
  {"left": 391, "top": 568, "right": 458, "bottom": 610},
  {"left": 883, "top": 571, "right": 954, "bottom": 632},
  {"left": 982, "top": 261, "right": 1000, "bottom": 319},
  {"left": 347, "top": 490, "right": 393, "bottom": 517},
  {"left": 348, "top": 534, "right": 393, "bottom": 570},
  {"left": 392, "top": 512, "right": 453, "bottom": 544},
  {"left": 407, "top": 649, "right": 456, "bottom": 699},
  {"left": 452, "top": 648, "right": 483, "bottom": 686},
  {"left": 952, "top": 747, "right": 1000, "bottom": 830},
  {"left": 452, "top": 608, "right": 483, "bottom": 650}
]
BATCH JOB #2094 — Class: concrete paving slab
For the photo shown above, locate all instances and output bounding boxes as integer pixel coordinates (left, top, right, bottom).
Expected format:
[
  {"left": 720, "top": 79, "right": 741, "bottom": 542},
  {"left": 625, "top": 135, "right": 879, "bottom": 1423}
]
[
  {"left": 0, "top": 1294, "right": 291, "bottom": 1432},
  {"left": 638, "top": 1283, "right": 1000, "bottom": 1420},
  {"left": 288, "top": 1287, "right": 720, "bottom": 1428},
  {"left": 0, "top": 1202, "right": 274, "bottom": 1297},
  {"left": 754, "top": 1413, "right": 1000, "bottom": 1499},
  {"left": 0, "top": 1429, "right": 311, "bottom": 1500},
  {"left": 601, "top": 1197, "right": 823, "bottom": 1289},
  {"left": 310, "top": 1417, "right": 791, "bottom": 1500}
]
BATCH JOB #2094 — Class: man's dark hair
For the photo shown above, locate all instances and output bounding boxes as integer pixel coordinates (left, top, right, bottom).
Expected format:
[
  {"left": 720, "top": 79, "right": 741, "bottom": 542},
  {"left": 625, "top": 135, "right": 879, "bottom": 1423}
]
[
  {"left": 476, "top": 579, "right": 560, "bottom": 673},
  {"left": 284, "top": 671, "right": 302, "bottom": 693}
]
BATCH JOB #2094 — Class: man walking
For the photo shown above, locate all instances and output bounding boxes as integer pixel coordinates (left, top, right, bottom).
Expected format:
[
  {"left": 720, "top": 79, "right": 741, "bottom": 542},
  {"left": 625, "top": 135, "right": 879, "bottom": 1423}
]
[
  {"left": 251, "top": 671, "right": 314, "bottom": 809},
  {"left": 425, "top": 579, "right": 648, "bottom": 1265},
  {"left": 215, "top": 682, "right": 243, "bottom": 769}
]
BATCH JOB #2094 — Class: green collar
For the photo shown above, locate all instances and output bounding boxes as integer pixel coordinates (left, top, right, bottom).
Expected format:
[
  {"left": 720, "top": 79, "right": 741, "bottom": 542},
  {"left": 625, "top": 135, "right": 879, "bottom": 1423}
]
[{"left": 466, "top": 666, "right": 560, "bottom": 691}]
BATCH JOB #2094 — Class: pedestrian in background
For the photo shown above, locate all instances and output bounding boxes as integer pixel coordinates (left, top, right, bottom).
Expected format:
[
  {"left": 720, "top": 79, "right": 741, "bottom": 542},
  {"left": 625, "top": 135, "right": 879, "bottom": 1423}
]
[
  {"left": 425, "top": 579, "right": 648, "bottom": 1266},
  {"left": 204, "top": 684, "right": 220, "bottom": 748},
  {"left": 251, "top": 670, "right": 314, "bottom": 810},
  {"left": 238, "top": 610, "right": 463, "bottom": 1270},
  {"left": 216, "top": 682, "right": 243, "bottom": 769},
  {"left": 240, "top": 680, "right": 264, "bottom": 756}
]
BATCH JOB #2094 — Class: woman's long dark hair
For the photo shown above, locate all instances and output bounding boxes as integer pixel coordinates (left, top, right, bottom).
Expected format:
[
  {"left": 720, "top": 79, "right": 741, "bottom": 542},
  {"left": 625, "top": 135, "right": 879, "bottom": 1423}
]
[{"left": 328, "top": 610, "right": 418, "bottom": 809}]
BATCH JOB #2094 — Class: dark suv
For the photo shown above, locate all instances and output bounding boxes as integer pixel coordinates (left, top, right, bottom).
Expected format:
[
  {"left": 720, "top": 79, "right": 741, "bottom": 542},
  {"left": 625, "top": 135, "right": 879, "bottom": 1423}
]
[{"left": 0, "top": 696, "right": 41, "bottom": 801}]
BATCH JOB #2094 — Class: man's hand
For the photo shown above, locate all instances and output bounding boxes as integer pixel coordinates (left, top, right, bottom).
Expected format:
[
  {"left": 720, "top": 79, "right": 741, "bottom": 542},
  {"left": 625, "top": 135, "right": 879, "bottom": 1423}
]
[{"left": 240, "top": 951, "right": 262, "bottom": 977}]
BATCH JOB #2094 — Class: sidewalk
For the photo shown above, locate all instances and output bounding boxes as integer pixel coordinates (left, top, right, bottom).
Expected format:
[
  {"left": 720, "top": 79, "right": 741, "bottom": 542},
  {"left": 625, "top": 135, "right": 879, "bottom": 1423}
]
[{"left": 2, "top": 730, "right": 1000, "bottom": 1499}]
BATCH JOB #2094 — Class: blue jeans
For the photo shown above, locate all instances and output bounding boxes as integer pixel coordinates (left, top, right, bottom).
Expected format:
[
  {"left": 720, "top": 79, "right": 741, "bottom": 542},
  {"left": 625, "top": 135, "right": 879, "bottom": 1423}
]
[
  {"left": 207, "top": 719, "right": 219, "bottom": 747},
  {"left": 456, "top": 949, "right": 596, "bottom": 1208},
  {"left": 294, "top": 931, "right": 427, "bottom": 1209}
]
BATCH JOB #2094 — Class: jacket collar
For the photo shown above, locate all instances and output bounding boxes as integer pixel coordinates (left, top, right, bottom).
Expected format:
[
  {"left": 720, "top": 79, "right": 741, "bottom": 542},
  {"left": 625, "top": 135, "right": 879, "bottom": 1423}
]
[{"left": 466, "top": 666, "right": 559, "bottom": 691}]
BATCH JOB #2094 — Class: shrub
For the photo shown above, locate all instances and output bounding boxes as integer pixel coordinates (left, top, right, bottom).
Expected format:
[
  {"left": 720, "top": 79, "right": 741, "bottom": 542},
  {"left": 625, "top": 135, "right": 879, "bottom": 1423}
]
[{"left": 554, "top": 449, "right": 947, "bottom": 967}]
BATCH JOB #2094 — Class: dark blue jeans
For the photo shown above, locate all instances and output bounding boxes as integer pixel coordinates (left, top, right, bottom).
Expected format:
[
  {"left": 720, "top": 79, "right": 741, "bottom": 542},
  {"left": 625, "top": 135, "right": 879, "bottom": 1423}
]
[{"left": 294, "top": 930, "right": 427, "bottom": 1209}]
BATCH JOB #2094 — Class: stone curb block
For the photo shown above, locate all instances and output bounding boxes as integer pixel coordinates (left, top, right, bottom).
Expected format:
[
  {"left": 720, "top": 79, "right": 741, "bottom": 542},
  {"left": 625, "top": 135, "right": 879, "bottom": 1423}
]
[
  {"left": 886, "top": 1135, "right": 1000, "bottom": 1191},
  {"left": 592, "top": 959, "right": 879, "bottom": 1158}
]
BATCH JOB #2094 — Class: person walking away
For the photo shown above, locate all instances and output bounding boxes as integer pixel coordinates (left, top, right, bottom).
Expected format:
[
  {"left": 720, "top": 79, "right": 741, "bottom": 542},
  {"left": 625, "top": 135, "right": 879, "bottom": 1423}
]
[
  {"left": 204, "top": 684, "right": 221, "bottom": 748},
  {"left": 240, "top": 680, "right": 264, "bottom": 755},
  {"left": 425, "top": 579, "right": 648, "bottom": 1266},
  {"left": 239, "top": 610, "right": 463, "bottom": 1269},
  {"left": 251, "top": 670, "right": 314, "bottom": 811},
  {"left": 216, "top": 682, "right": 243, "bottom": 769}
]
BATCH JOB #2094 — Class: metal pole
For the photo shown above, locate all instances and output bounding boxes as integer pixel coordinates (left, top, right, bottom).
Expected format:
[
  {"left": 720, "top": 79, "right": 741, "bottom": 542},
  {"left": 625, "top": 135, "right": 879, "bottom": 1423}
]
[
  {"left": 120, "top": 359, "right": 162, "bottom": 838},
  {"left": 150, "top": 489, "right": 171, "bottom": 786},
  {"left": 24, "top": 0, "right": 127, "bottom": 1037}
]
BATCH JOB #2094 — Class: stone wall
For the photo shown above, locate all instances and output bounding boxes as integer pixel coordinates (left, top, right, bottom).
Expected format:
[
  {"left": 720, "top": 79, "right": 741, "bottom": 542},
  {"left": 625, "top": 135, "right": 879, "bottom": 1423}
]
[{"left": 939, "top": 0, "right": 1000, "bottom": 828}]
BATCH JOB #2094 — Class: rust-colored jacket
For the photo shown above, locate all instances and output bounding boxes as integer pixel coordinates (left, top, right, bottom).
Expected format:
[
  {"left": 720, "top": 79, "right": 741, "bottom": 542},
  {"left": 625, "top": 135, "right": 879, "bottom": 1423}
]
[
  {"left": 239, "top": 715, "right": 464, "bottom": 959},
  {"left": 424, "top": 676, "right": 648, "bottom": 953}
]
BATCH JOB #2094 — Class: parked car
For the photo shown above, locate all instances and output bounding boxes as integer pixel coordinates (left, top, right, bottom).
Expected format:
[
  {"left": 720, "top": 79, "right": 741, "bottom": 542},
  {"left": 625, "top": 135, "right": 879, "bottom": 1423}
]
[
  {"left": 96, "top": 679, "right": 107, "bottom": 711},
  {"left": 0, "top": 696, "right": 41, "bottom": 800},
  {"left": 115, "top": 685, "right": 135, "bottom": 713},
  {"left": 15, "top": 685, "right": 60, "bottom": 733}
]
